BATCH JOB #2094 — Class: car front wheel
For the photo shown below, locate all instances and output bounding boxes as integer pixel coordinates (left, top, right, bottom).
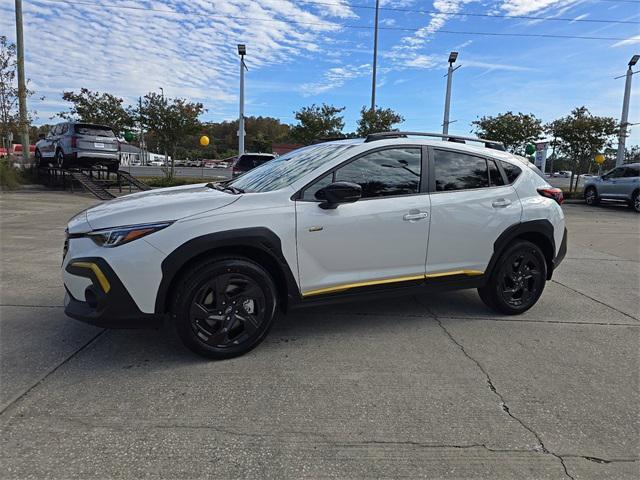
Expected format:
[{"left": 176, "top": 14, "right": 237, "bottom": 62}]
[
  {"left": 584, "top": 186, "right": 599, "bottom": 206},
  {"left": 171, "top": 256, "right": 278, "bottom": 359},
  {"left": 478, "top": 240, "right": 547, "bottom": 315},
  {"left": 631, "top": 191, "right": 640, "bottom": 213}
]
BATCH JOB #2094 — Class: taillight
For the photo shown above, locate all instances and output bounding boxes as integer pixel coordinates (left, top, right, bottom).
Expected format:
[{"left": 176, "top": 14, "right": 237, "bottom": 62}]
[
  {"left": 70, "top": 136, "right": 77, "bottom": 148},
  {"left": 537, "top": 187, "right": 564, "bottom": 205}
]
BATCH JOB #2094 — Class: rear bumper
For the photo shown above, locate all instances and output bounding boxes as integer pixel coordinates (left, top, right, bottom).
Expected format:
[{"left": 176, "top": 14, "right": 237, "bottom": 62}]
[{"left": 64, "top": 257, "right": 163, "bottom": 329}]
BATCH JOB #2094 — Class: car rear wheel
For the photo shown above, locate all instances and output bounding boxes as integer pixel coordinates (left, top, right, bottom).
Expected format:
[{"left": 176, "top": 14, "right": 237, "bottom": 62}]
[
  {"left": 478, "top": 240, "right": 547, "bottom": 315},
  {"left": 55, "top": 149, "right": 65, "bottom": 169},
  {"left": 34, "top": 149, "right": 42, "bottom": 168},
  {"left": 171, "top": 256, "right": 278, "bottom": 359},
  {"left": 631, "top": 191, "right": 640, "bottom": 213},
  {"left": 584, "top": 186, "right": 599, "bottom": 206}
]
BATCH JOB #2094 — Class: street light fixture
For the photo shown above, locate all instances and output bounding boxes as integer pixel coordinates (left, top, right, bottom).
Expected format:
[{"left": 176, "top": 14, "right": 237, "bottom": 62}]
[
  {"left": 442, "top": 51, "right": 460, "bottom": 135},
  {"left": 237, "top": 44, "right": 247, "bottom": 156},
  {"left": 616, "top": 54, "right": 639, "bottom": 166}
]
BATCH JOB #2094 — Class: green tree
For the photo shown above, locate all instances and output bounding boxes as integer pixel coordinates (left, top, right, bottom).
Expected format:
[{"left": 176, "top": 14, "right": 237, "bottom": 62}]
[
  {"left": 58, "top": 88, "right": 134, "bottom": 135},
  {"left": 356, "top": 106, "right": 404, "bottom": 136},
  {"left": 137, "top": 92, "right": 205, "bottom": 177},
  {"left": 472, "top": 111, "right": 543, "bottom": 155},
  {"left": 546, "top": 107, "right": 618, "bottom": 192},
  {"left": 290, "top": 103, "right": 345, "bottom": 144}
]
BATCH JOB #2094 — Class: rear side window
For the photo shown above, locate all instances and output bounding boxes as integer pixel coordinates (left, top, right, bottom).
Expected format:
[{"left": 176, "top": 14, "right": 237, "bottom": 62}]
[
  {"left": 623, "top": 166, "right": 639, "bottom": 177},
  {"left": 434, "top": 150, "right": 489, "bottom": 191},
  {"left": 334, "top": 147, "right": 422, "bottom": 198},
  {"left": 236, "top": 155, "right": 274, "bottom": 169},
  {"left": 74, "top": 124, "right": 115, "bottom": 137},
  {"left": 500, "top": 161, "right": 522, "bottom": 184}
]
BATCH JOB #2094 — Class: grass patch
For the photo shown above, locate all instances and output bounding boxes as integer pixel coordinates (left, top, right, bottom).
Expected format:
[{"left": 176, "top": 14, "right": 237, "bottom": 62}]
[
  {"left": 137, "top": 176, "right": 224, "bottom": 188},
  {"left": 0, "top": 158, "right": 36, "bottom": 190}
]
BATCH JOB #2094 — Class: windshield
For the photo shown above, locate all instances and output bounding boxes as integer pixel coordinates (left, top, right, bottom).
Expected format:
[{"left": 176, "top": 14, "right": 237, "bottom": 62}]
[
  {"left": 74, "top": 124, "right": 115, "bottom": 137},
  {"left": 228, "top": 144, "right": 356, "bottom": 193}
]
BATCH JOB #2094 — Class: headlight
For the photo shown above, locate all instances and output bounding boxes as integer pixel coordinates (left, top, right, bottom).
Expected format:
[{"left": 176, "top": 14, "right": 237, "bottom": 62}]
[{"left": 87, "top": 222, "right": 173, "bottom": 248}]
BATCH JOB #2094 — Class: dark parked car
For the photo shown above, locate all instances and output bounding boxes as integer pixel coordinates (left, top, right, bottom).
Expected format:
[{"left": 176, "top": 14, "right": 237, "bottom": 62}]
[
  {"left": 35, "top": 122, "right": 120, "bottom": 172},
  {"left": 231, "top": 153, "right": 275, "bottom": 177}
]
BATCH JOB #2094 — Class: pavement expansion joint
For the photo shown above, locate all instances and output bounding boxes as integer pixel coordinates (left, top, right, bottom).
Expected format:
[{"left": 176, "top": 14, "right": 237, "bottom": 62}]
[{"left": 551, "top": 280, "right": 640, "bottom": 322}]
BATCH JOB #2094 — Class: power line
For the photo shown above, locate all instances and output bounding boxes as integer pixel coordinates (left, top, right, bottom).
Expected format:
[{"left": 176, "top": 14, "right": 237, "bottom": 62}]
[
  {"left": 297, "top": 0, "right": 640, "bottom": 25},
  {"left": 38, "top": 0, "right": 634, "bottom": 41}
]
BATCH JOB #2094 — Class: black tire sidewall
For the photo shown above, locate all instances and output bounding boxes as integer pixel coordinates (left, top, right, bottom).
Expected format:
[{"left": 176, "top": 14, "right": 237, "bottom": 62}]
[
  {"left": 171, "top": 257, "right": 278, "bottom": 359},
  {"left": 632, "top": 191, "right": 640, "bottom": 213},
  {"left": 483, "top": 240, "right": 547, "bottom": 315},
  {"left": 56, "top": 150, "right": 64, "bottom": 168}
]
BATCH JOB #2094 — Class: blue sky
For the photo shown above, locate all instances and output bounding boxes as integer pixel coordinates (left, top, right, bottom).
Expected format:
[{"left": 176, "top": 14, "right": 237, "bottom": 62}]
[{"left": 1, "top": 0, "right": 639, "bottom": 145}]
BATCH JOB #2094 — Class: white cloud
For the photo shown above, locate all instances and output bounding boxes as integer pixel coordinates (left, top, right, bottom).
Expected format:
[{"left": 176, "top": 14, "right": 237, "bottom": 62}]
[
  {"left": 498, "top": 0, "right": 580, "bottom": 16},
  {"left": 299, "top": 64, "right": 371, "bottom": 96},
  {"left": 0, "top": 0, "right": 352, "bottom": 120},
  {"left": 463, "top": 60, "right": 534, "bottom": 72},
  {"left": 612, "top": 35, "right": 640, "bottom": 47}
]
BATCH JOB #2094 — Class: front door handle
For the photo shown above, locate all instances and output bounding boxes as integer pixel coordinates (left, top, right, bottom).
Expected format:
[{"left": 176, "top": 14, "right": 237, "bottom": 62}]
[
  {"left": 403, "top": 212, "right": 428, "bottom": 221},
  {"left": 492, "top": 198, "right": 512, "bottom": 208}
]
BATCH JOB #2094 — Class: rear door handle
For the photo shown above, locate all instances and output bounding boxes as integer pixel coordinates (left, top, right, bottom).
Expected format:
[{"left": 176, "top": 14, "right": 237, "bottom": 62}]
[
  {"left": 403, "top": 212, "right": 429, "bottom": 221},
  {"left": 492, "top": 198, "right": 511, "bottom": 208}
]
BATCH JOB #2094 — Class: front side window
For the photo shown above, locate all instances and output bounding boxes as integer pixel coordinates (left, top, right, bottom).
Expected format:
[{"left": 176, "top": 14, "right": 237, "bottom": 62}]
[
  {"left": 334, "top": 148, "right": 421, "bottom": 198},
  {"left": 434, "top": 150, "right": 489, "bottom": 191},
  {"left": 229, "top": 144, "right": 355, "bottom": 193},
  {"left": 604, "top": 167, "right": 625, "bottom": 179}
]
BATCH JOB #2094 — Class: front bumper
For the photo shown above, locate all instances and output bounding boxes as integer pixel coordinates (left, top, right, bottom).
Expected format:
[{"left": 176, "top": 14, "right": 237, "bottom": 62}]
[{"left": 64, "top": 257, "right": 162, "bottom": 328}]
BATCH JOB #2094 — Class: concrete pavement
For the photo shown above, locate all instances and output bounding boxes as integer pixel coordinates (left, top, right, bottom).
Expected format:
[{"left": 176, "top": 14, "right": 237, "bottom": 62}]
[{"left": 1, "top": 192, "right": 638, "bottom": 479}]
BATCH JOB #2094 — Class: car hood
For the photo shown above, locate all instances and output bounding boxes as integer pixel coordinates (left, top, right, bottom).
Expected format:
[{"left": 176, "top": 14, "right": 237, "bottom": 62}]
[{"left": 83, "top": 183, "right": 241, "bottom": 230}]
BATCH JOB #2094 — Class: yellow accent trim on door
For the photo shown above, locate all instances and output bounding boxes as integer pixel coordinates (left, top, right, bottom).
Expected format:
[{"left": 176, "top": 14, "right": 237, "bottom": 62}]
[
  {"left": 71, "top": 262, "right": 111, "bottom": 293},
  {"left": 426, "top": 269, "right": 483, "bottom": 279},
  {"left": 301, "top": 269, "right": 484, "bottom": 298}
]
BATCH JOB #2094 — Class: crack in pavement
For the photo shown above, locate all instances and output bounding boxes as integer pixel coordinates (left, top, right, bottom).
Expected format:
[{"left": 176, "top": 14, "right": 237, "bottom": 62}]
[
  {"left": 0, "top": 329, "right": 107, "bottom": 418},
  {"left": 414, "top": 296, "right": 577, "bottom": 480},
  {"left": 551, "top": 280, "right": 639, "bottom": 322}
]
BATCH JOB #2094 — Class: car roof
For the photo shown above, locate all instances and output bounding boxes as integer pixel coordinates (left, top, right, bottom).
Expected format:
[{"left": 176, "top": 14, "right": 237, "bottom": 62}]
[{"left": 321, "top": 137, "right": 515, "bottom": 161}]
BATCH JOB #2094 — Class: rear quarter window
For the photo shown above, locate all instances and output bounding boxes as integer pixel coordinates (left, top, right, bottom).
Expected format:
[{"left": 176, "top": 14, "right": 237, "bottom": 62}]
[{"left": 500, "top": 161, "right": 523, "bottom": 184}]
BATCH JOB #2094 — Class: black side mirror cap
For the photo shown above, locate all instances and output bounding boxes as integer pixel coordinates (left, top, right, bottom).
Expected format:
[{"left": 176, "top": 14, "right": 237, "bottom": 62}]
[{"left": 316, "top": 181, "right": 362, "bottom": 209}]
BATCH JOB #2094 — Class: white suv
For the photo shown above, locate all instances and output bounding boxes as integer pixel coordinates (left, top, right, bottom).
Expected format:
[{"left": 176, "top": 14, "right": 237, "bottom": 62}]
[{"left": 63, "top": 133, "right": 567, "bottom": 359}]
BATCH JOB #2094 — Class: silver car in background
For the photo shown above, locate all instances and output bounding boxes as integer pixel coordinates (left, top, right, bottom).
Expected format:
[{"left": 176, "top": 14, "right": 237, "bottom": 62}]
[
  {"left": 35, "top": 122, "right": 120, "bottom": 172},
  {"left": 584, "top": 163, "right": 640, "bottom": 212}
]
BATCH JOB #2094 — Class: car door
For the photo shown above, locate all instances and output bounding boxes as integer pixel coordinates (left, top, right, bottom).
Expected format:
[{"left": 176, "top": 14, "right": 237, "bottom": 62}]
[
  {"left": 618, "top": 165, "right": 640, "bottom": 199},
  {"left": 295, "top": 146, "right": 430, "bottom": 297},
  {"left": 426, "top": 148, "right": 523, "bottom": 276},
  {"left": 599, "top": 167, "right": 625, "bottom": 198}
]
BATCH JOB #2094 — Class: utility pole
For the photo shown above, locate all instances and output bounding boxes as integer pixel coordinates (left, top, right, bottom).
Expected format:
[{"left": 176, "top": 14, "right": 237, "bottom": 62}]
[
  {"left": 616, "top": 54, "right": 638, "bottom": 166},
  {"left": 442, "top": 52, "right": 459, "bottom": 135},
  {"left": 15, "top": 0, "right": 29, "bottom": 163},
  {"left": 238, "top": 44, "right": 247, "bottom": 156},
  {"left": 370, "top": 0, "right": 380, "bottom": 112}
]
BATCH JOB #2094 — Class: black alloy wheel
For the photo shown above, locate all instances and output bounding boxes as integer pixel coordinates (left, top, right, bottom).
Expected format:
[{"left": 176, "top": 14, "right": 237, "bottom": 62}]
[
  {"left": 632, "top": 191, "right": 640, "bottom": 213},
  {"left": 55, "top": 149, "right": 65, "bottom": 169},
  {"left": 478, "top": 240, "right": 547, "bottom": 315},
  {"left": 584, "top": 186, "right": 599, "bottom": 206},
  {"left": 172, "top": 256, "right": 277, "bottom": 359}
]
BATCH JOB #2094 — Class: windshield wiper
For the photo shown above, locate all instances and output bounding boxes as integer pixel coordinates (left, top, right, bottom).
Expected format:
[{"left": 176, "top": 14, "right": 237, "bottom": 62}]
[{"left": 206, "top": 183, "right": 245, "bottom": 194}]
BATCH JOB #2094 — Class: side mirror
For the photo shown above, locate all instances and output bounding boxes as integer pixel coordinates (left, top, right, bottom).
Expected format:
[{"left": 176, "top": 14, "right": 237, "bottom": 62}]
[{"left": 316, "top": 181, "right": 362, "bottom": 209}]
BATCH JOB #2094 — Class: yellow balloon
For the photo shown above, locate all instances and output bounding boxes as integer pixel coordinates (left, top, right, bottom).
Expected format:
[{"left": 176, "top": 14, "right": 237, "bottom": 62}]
[
  {"left": 199, "top": 135, "right": 210, "bottom": 147},
  {"left": 594, "top": 154, "right": 605, "bottom": 165}
]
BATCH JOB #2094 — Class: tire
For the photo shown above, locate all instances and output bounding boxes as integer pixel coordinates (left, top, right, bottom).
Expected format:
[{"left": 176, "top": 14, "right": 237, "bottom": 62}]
[
  {"left": 478, "top": 240, "right": 547, "bottom": 315},
  {"left": 631, "top": 190, "right": 640, "bottom": 213},
  {"left": 171, "top": 256, "right": 278, "bottom": 359},
  {"left": 584, "top": 186, "right": 599, "bottom": 206},
  {"left": 55, "top": 149, "right": 65, "bottom": 169},
  {"left": 34, "top": 149, "right": 42, "bottom": 168}
]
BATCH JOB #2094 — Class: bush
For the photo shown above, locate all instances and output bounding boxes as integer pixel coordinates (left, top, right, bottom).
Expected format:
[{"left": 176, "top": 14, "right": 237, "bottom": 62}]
[
  {"left": 138, "top": 176, "right": 224, "bottom": 188},
  {"left": 0, "top": 158, "right": 27, "bottom": 189}
]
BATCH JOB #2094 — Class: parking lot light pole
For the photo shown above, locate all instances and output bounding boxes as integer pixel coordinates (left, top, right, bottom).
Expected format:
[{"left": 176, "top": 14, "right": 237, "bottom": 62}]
[
  {"left": 616, "top": 54, "right": 639, "bottom": 166},
  {"left": 370, "top": 0, "right": 380, "bottom": 112},
  {"left": 238, "top": 44, "right": 247, "bottom": 156},
  {"left": 442, "top": 51, "right": 459, "bottom": 136}
]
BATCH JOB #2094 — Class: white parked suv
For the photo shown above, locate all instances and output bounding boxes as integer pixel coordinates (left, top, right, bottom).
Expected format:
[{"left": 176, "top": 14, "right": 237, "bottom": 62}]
[{"left": 63, "top": 132, "right": 567, "bottom": 359}]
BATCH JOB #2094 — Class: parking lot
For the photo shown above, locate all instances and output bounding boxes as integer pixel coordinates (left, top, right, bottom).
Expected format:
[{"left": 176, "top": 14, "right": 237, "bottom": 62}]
[{"left": 1, "top": 191, "right": 638, "bottom": 479}]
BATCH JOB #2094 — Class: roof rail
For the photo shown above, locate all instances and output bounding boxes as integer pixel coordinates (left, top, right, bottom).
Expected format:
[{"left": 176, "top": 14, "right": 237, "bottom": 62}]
[{"left": 364, "top": 131, "right": 506, "bottom": 151}]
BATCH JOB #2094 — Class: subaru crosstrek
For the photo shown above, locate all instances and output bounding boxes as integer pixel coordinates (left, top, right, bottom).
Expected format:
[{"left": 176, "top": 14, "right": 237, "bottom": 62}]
[{"left": 62, "top": 133, "right": 567, "bottom": 359}]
